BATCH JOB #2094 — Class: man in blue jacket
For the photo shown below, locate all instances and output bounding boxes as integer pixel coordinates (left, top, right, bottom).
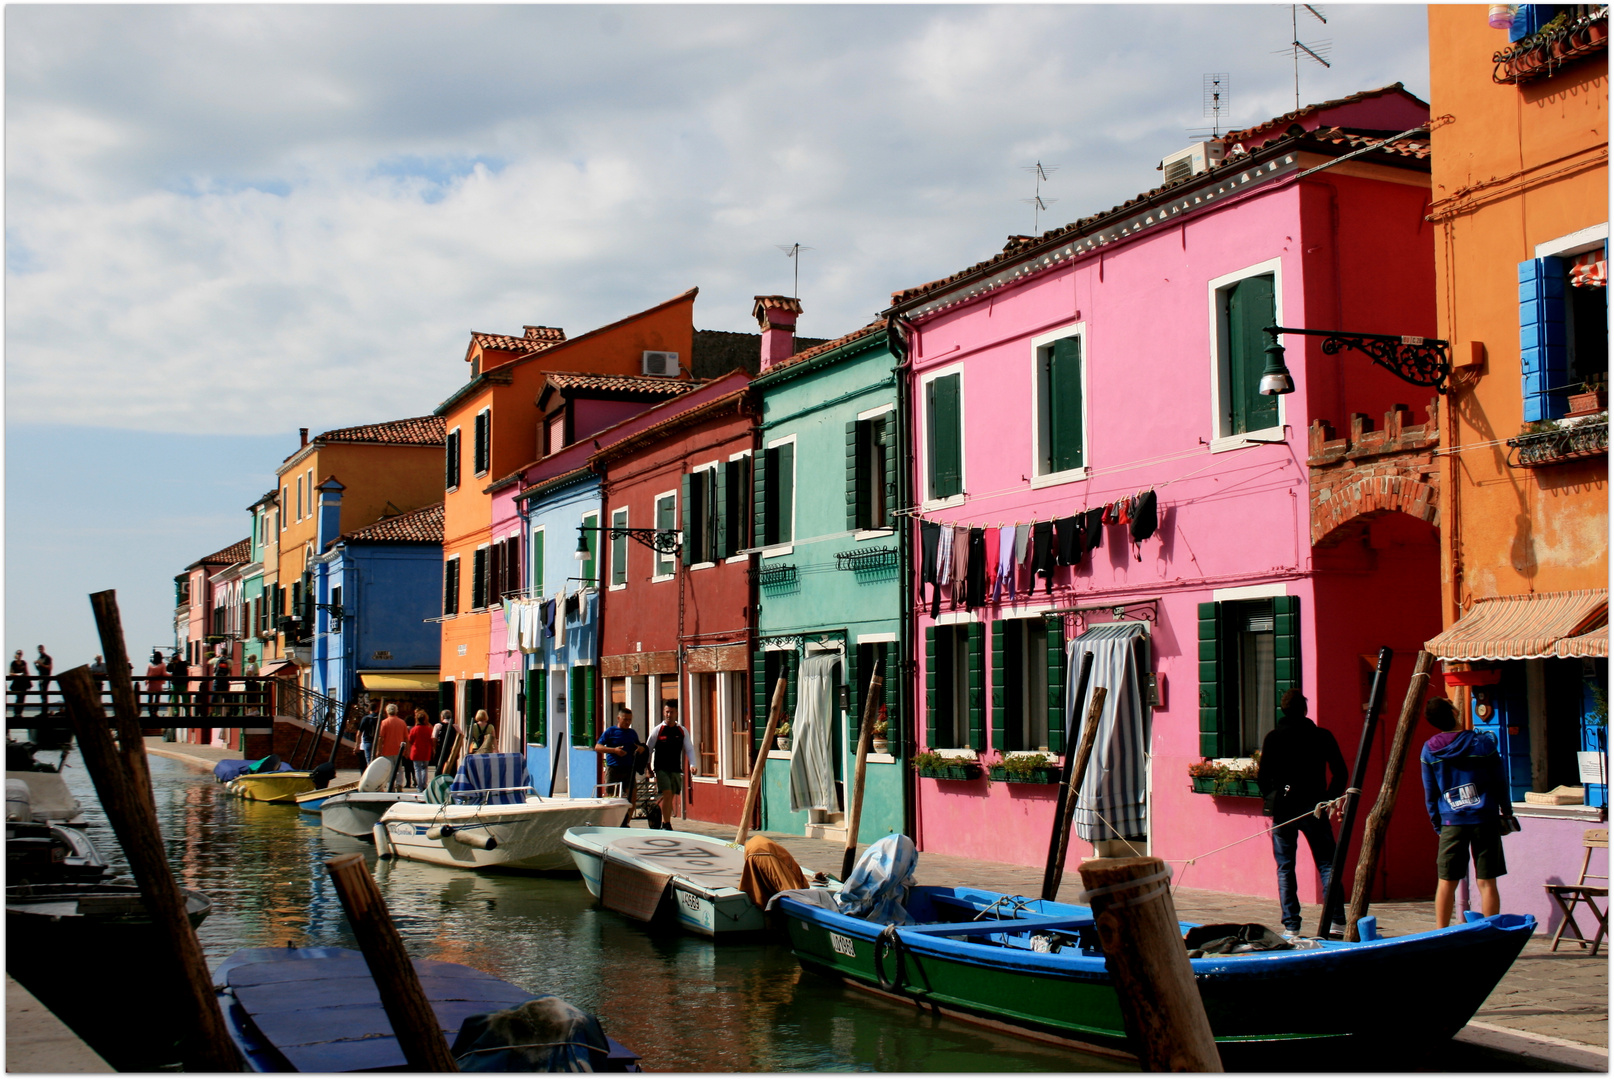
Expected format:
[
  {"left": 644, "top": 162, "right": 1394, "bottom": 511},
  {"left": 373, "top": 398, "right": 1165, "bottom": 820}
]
[{"left": 1420, "top": 697, "right": 1516, "bottom": 928}]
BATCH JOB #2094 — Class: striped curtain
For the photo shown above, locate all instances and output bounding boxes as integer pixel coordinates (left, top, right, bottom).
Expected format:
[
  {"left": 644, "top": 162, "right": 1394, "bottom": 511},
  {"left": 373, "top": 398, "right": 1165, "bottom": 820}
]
[{"left": 1068, "top": 623, "right": 1149, "bottom": 843}]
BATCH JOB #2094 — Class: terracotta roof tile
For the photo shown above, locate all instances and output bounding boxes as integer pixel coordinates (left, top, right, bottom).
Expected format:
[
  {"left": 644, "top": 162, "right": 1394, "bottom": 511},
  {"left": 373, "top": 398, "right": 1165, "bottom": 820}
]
[
  {"left": 1221, "top": 82, "right": 1424, "bottom": 144},
  {"left": 523, "top": 326, "right": 565, "bottom": 343},
  {"left": 342, "top": 502, "right": 445, "bottom": 545},
  {"left": 316, "top": 415, "right": 445, "bottom": 447},
  {"left": 471, "top": 330, "right": 564, "bottom": 354},
  {"left": 761, "top": 320, "right": 886, "bottom": 377},
  {"left": 543, "top": 371, "right": 698, "bottom": 395},
  {"left": 194, "top": 537, "right": 251, "bottom": 568}
]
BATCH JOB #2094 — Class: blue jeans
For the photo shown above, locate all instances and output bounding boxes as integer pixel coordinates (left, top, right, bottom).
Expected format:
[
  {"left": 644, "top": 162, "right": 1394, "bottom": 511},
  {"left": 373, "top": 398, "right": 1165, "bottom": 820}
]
[{"left": 1272, "top": 813, "right": 1338, "bottom": 932}]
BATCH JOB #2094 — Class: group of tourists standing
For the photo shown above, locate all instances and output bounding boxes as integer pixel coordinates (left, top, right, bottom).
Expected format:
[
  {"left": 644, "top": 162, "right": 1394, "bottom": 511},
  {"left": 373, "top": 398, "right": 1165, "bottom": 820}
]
[{"left": 352, "top": 700, "right": 497, "bottom": 789}]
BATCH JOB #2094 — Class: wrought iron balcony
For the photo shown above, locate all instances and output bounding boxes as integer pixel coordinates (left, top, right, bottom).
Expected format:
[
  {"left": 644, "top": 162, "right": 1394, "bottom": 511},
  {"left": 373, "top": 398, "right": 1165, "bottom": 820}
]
[
  {"left": 1494, "top": 5, "right": 1608, "bottom": 84},
  {"left": 1505, "top": 416, "right": 1608, "bottom": 468}
]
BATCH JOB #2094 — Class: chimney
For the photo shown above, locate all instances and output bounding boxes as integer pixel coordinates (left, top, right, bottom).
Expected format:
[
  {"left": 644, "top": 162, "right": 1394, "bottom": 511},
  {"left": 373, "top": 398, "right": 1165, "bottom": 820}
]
[
  {"left": 315, "top": 476, "right": 346, "bottom": 552},
  {"left": 752, "top": 296, "right": 803, "bottom": 372},
  {"left": 299, "top": 427, "right": 309, "bottom": 447}
]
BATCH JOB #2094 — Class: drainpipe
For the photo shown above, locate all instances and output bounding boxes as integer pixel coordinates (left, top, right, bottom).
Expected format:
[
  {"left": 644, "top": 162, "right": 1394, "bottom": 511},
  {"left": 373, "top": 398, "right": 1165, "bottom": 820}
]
[{"left": 887, "top": 313, "right": 918, "bottom": 842}]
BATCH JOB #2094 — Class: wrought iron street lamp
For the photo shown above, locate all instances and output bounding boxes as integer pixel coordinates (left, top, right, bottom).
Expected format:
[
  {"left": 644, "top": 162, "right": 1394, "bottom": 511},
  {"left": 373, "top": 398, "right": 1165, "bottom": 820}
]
[
  {"left": 575, "top": 523, "right": 681, "bottom": 558},
  {"left": 1259, "top": 326, "right": 1453, "bottom": 396}
]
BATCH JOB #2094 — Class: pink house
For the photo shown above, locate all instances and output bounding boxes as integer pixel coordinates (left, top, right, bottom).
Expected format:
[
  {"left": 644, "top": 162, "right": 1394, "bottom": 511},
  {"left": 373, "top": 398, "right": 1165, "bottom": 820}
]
[{"left": 891, "top": 85, "right": 1447, "bottom": 911}]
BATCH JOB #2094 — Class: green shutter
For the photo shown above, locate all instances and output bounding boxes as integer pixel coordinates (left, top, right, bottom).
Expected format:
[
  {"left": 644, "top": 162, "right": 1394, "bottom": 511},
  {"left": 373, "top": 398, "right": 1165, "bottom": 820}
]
[
  {"left": 753, "top": 449, "right": 770, "bottom": 547},
  {"left": 924, "top": 627, "right": 937, "bottom": 750},
  {"left": 883, "top": 642, "right": 899, "bottom": 757},
  {"left": 1048, "top": 337, "right": 1085, "bottom": 472},
  {"left": 967, "top": 622, "right": 985, "bottom": 751},
  {"left": 776, "top": 444, "right": 794, "bottom": 543},
  {"left": 583, "top": 671, "right": 596, "bottom": 750},
  {"left": 525, "top": 668, "right": 546, "bottom": 744},
  {"left": 1272, "top": 595, "right": 1301, "bottom": 728},
  {"left": 928, "top": 375, "right": 962, "bottom": 499},
  {"left": 581, "top": 514, "right": 597, "bottom": 585},
  {"left": 531, "top": 530, "right": 544, "bottom": 595},
  {"left": 1046, "top": 615, "right": 1066, "bottom": 754},
  {"left": 991, "top": 621, "right": 1006, "bottom": 752},
  {"left": 1228, "top": 275, "right": 1279, "bottom": 435},
  {"left": 713, "top": 465, "right": 728, "bottom": 560},
  {"left": 753, "top": 650, "right": 769, "bottom": 754},
  {"left": 846, "top": 420, "right": 862, "bottom": 532},
  {"left": 681, "top": 474, "right": 694, "bottom": 567},
  {"left": 569, "top": 667, "right": 596, "bottom": 747},
  {"left": 881, "top": 417, "right": 897, "bottom": 529},
  {"left": 1198, "top": 601, "right": 1227, "bottom": 758},
  {"left": 846, "top": 642, "right": 860, "bottom": 747}
]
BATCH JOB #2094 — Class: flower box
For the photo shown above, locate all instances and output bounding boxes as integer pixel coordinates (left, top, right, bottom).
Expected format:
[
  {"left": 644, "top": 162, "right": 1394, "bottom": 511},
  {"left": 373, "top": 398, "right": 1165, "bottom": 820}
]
[
  {"left": 1191, "top": 776, "right": 1263, "bottom": 798},
  {"left": 919, "top": 762, "right": 982, "bottom": 781},
  {"left": 989, "top": 765, "right": 1061, "bottom": 785}
]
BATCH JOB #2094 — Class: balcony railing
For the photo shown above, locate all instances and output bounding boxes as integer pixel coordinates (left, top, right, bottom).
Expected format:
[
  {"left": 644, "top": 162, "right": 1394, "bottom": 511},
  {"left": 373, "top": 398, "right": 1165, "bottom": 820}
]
[
  {"left": 1494, "top": 5, "right": 1608, "bottom": 84},
  {"left": 1505, "top": 416, "right": 1609, "bottom": 468}
]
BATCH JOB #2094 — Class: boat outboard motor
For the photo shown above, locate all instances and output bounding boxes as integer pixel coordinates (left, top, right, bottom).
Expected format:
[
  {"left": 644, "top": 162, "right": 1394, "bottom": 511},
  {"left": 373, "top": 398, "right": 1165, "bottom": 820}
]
[
  {"left": 308, "top": 763, "right": 336, "bottom": 790},
  {"left": 6, "top": 779, "right": 33, "bottom": 823}
]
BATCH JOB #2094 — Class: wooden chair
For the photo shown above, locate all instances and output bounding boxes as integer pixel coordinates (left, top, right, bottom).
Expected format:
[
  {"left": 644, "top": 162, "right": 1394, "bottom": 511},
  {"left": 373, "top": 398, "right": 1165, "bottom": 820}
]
[{"left": 1544, "top": 827, "right": 1608, "bottom": 955}]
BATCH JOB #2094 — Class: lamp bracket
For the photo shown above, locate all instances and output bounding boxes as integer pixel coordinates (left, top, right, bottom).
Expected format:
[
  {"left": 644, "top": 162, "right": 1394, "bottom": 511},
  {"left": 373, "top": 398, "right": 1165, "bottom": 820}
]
[
  {"left": 578, "top": 524, "right": 681, "bottom": 555},
  {"left": 1266, "top": 326, "right": 1451, "bottom": 394}
]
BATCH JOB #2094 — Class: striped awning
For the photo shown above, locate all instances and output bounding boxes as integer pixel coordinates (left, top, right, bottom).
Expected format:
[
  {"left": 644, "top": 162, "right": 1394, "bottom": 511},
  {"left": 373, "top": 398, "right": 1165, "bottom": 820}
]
[
  {"left": 1426, "top": 589, "right": 1608, "bottom": 661},
  {"left": 1570, "top": 249, "right": 1607, "bottom": 289}
]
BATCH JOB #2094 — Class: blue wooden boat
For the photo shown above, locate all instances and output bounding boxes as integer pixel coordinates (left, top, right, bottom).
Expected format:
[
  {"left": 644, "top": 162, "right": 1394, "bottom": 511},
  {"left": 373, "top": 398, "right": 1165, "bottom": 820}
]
[
  {"left": 215, "top": 946, "right": 641, "bottom": 1071},
  {"left": 774, "top": 884, "right": 1534, "bottom": 1058}
]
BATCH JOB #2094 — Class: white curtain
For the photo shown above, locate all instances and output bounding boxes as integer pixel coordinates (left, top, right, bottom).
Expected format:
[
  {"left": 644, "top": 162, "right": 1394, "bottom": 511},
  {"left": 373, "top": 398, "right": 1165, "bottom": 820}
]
[
  {"left": 789, "top": 653, "right": 841, "bottom": 813},
  {"left": 1068, "top": 624, "right": 1149, "bottom": 843}
]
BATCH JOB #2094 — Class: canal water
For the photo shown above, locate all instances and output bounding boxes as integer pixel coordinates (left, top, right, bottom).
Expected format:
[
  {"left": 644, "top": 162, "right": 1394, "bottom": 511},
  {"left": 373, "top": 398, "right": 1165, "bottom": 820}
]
[{"left": 66, "top": 753, "right": 1127, "bottom": 1072}]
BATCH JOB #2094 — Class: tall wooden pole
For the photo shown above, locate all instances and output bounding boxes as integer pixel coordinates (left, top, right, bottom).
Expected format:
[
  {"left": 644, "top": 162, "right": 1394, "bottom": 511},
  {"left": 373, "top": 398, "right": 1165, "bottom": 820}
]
[
  {"left": 58, "top": 666, "right": 241, "bottom": 1072},
  {"left": 1079, "top": 856, "right": 1222, "bottom": 1072},
  {"left": 1315, "top": 645, "right": 1393, "bottom": 938},
  {"left": 736, "top": 671, "right": 789, "bottom": 846},
  {"left": 88, "top": 590, "right": 152, "bottom": 794},
  {"left": 1041, "top": 650, "right": 1095, "bottom": 900},
  {"left": 841, "top": 661, "right": 884, "bottom": 880},
  {"left": 1045, "top": 686, "right": 1108, "bottom": 902},
  {"left": 1344, "top": 651, "right": 1435, "bottom": 941},
  {"left": 325, "top": 854, "right": 459, "bottom": 1071}
]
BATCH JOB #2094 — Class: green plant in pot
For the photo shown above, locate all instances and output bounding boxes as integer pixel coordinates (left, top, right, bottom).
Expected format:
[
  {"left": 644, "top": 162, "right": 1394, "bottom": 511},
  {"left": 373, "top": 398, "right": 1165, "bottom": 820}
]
[
  {"left": 870, "top": 716, "right": 890, "bottom": 753},
  {"left": 776, "top": 720, "right": 792, "bottom": 750},
  {"left": 911, "top": 750, "right": 946, "bottom": 773},
  {"left": 1000, "top": 752, "right": 1055, "bottom": 781}
]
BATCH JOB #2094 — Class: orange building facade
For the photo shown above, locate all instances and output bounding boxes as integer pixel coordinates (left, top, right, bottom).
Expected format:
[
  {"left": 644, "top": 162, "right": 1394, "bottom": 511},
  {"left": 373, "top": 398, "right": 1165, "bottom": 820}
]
[{"left": 1425, "top": 5, "right": 1607, "bottom": 931}]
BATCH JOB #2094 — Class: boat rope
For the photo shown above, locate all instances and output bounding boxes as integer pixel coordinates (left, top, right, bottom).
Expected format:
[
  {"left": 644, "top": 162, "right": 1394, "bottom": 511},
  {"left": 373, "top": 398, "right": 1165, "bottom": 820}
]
[
  {"left": 1074, "top": 865, "right": 1174, "bottom": 910},
  {"left": 971, "top": 894, "right": 1040, "bottom": 921},
  {"left": 872, "top": 924, "right": 910, "bottom": 995}
]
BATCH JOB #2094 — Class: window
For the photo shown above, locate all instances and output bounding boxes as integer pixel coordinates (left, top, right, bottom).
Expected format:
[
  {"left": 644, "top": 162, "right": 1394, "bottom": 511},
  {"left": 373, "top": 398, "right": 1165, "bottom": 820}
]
[
  {"left": 847, "top": 410, "right": 895, "bottom": 531},
  {"left": 530, "top": 527, "right": 544, "bottom": 597},
  {"left": 610, "top": 508, "right": 629, "bottom": 587},
  {"left": 1032, "top": 328, "right": 1087, "bottom": 480},
  {"left": 547, "top": 414, "right": 566, "bottom": 456},
  {"left": 569, "top": 666, "right": 596, "bottom": 747},
  {"left": 1483, "top": 658, "right": 1609, "bottom": 806},
  {"left": 991, "top": 617, "right": 1065, "bottom": 753},
  {"left": 1197, "top": 595, "right": 1299, "bottom": 758},
  {"left": 306, "top": 469, "right": 315, "bottom": 518},
  {"left": 692, "top": 673, "right": 719, "bottom": 778},
  {"left": 474, "top": 408, "right": 491, "bottom": 475},
  {"left": 470, "top": 546, "right": 488, "bottom": 609},
  {"left": 754, "top": 439, "right": 795, "bottom": 549},
  {"left": 1210, "top": 263, "right": 1282, "bottom": 443},
  {"left": 488, "top": 542, "right": 503, "bottom": 606},
  {"left": 330, "top": 585, "right": 342, "bottom": 618},
  {"left": 724, "top": 672, "right": 752, "bottom": 779},
  {"left": 683, "top": 466, "right": 720, "bottom": 566},
  {"left": 924, "top": 370, "right": 963, "bottom": 502},
  {"left": 925, "top": 623, "right": 983, "bottom": 750},
  {"left": 446, "top": 428, "right": 461, "bottom": 490},
  {"left": 281, "top": 488, "right": 289, "bottom": 530},
  {"left": 723, "top": 454, "right": 752, "bottom": 558},
  {"left": 1521, "top": 241, "right": 1608, "bottom": 421},
  {"left": 580, "top": 512, "right": 598, "bottom": 585},
  {"left": 525, "top": 668, "right": 548, "bottom": 744},
  {"left": 296, "top": 475, "right": 304, "bottom": 521},
  {"left": 653, "top": 496, "right": 676, "bottom": 578},
  {"left": 752, "top": 649, "right": 795, "bottom": 755},
  {"left": 505, "top": 534, "right": 523, "bottom": 598},
  {"left": 851, "top": 640, "right": 900, "bottom": 757}
]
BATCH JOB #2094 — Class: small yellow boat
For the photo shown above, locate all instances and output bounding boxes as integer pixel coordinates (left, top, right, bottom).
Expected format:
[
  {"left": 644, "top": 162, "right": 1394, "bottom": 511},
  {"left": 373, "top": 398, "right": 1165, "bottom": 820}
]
[
  {"left": 230, "top": 772, "right": 317, "bottom": 803},
  {"left": 293, "top": 781, "right": 359, "bottom": 813}
]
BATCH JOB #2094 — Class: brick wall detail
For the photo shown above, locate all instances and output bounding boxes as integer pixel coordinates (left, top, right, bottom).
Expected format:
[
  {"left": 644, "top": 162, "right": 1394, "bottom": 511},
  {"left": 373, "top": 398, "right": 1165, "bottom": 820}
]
[{"left": 1308, "top": 399, "right": 1440, "bottom": 547}]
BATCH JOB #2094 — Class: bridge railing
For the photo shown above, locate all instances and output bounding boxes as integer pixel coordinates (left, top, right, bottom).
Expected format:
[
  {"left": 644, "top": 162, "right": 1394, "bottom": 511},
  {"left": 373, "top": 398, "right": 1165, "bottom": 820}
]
[{"left": 7, "top": 675, "right": 284, "bottom": 729}]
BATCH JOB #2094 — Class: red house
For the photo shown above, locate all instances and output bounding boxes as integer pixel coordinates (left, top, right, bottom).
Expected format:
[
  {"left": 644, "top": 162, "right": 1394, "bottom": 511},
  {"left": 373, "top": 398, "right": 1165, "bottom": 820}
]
[{"left": 591, "top": 369, "right": 758, "bottom": 827}]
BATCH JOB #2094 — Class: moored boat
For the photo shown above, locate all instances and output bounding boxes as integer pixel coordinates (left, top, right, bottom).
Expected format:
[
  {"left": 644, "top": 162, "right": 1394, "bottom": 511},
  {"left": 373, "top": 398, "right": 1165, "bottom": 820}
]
[
  {"left": 214, "top": 945, "right": 641, "bottom": 1071},
  {"left": 6, "top": 820, "right": 112, "bottom": 885},
  {"left": 565, "top": 826, "right": 777, "bottom": 937},
  {"left": 322, "top": 789, "right": 426, "bottom": 837},
  {"left": 5, "top": 770, "right": 87, "bottom": 826},
  {"left": 293, "top": 780, "right": 359, "bottom": 813},
  {"left": 774, "top": 879, "right": 1535, "bottom": 1057}
]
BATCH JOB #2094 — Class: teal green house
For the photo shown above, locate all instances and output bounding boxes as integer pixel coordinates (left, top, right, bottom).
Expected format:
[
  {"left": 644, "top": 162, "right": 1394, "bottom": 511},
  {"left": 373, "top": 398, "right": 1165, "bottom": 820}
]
[
  {"left": 750, "top": 309, "right": 908, "bottom": 844},
  {"left": 240, "top": 489, "right": 277, "bottom": 673}
]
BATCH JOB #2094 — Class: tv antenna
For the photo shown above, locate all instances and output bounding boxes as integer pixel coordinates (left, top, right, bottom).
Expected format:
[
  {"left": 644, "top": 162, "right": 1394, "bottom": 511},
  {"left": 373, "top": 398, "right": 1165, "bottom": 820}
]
[
  {"left": 1277, "top": 5, "right": 1331, "bottom": 111},
  {"left": 1020, "top": 161, "right": 1059, "bottom": 236},
  {"left": 1204, "top": 74, "right": 1230, "bottom": 139},
  {"left": 774, "top": 243, "right": 814, "bottom": 300}
]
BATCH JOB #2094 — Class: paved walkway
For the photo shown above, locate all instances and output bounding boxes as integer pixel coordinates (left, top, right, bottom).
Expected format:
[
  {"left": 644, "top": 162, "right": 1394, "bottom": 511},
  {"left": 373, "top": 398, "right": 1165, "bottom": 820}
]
[
  {"left": 5, "top": 977, "right": 112, "bottom": 1073},
  {"left": 126, "top": 741, "right": 1611, "bottom": 1070}
]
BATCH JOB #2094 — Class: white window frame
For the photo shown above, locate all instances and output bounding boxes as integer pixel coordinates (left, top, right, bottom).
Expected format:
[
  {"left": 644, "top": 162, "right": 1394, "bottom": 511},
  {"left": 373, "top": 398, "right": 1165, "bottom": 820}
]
[
  {"left": 306, "top": 469, "right": 315, "bottom": 520},
  {"left": 281, "top": 488, "right": 289, "bottom": 530},
  {"left": 652, "top": 492, "right": 678, "bottom": 581},
  {"left": 1536, "top": 222, "right": 1609, "bottom": 259},
  {"left": 1028, "top": 322, "right": 1090, "bottom": 488},
  {"left": 1213, "top": 582, "right": 1289, "bottom": 602},
  {"left": 609, "top": 507, "right": 629, "bottom": 590},
  {"left": 725, "top": 450, "right": 753, "bottom": 565},
  {"left": 855, "top": 404, "right": 898, "bottom": 539},
  {"left": 446, "top": 426, "right": 462, "bottom": 493},
  {"left": 918, "top": 363, "right": 966, "bottom": 511},
  {"left": 689, "top": 459, "right": 721, "bottom": 571},
  {"left": 1207, "top": 257, "right": 1286, "bottom": 452},
  {"left": 762, "top": 433, "right": 797, "bottom": 559}
]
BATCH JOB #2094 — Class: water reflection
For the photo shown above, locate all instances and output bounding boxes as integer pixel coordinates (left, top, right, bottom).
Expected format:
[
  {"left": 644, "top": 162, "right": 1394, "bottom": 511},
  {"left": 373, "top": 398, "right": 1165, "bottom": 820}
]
[{"left": 65, "top": 753, "right": 1125, "bottom": 1072}]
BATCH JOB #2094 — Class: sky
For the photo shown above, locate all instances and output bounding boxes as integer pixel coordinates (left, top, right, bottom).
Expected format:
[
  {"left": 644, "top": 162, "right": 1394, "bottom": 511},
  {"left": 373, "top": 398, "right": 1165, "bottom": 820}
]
[{"left": 5, "top": 3, "right": 1432, "bottom": 668}]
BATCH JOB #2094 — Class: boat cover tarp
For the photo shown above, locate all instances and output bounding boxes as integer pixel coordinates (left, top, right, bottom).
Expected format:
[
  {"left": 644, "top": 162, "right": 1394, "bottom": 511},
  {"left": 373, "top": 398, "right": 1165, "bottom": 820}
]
[
  {"left": 835, "top": 834, "right": 917, "bottom": 924},
  {"left": 739, "top": 834, "right": 808, "bottom": 908},
  {"left": 451, "top": 995, "right": 614, "bottom": 1072},
  {"left": 212, "top": 758, "right": 293, "bottom": 782},
  {"left": 1068, "top": 623, "right": 1148, "bottom": 843},
  {"left": 600, "top": 858, "right": 672, "bottom": 923},
  {"left": 789, "top": 653, "right": 840, "bottom": 813},
  {"left": 450, "top": 752, "right": 533, "bottom": 805}
]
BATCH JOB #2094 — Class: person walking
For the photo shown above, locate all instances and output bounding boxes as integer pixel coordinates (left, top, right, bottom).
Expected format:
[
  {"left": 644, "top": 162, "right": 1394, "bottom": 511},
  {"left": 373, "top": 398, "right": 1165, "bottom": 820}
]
[
  {"left": 143, "top": 653, "right": 167, "bottom": 717},
  {"left": 212, "top": 657, "right": 233, "bottom": 718},
  {"left": 33, "top": 646, "right": 53, "bottom": 715},
  {"left": 1257, "top": 689, "right": 1349, "bottom": 937},
  {"left": 9, "top": 651, "right": 31, "bottom": 719},
  {"left": 376, "top": 704, "right": 409, "bottom": 761},
  {"left": 468, "top": 709, "right": 496, "bottom": 754},
  {"left": 644, "top": 702, "right": 695, "bottom": 831},
  {"left": 431, "top": 710, "right": 455, "bottom": 777},
  {"left": 357, "top": 700, "right": 382, "bottom": 765},
  {"left": 1421, "top": 697, "right": 1517, "bottom": 928},
  {"left": 407, "top": 710, "right": 436, "bottom": 790},
  {"left": 593, "top": 706, "right": 643, "bottom": 814}
]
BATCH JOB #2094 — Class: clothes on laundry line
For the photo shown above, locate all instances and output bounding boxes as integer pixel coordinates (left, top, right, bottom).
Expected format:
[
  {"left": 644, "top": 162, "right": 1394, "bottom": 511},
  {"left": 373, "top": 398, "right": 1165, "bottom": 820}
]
[
  {"left": 1015, "top": 522, "right": 1031, "bottom": 569},
  {"left": 1083, "top": 507, "right": 1104, "bottom": 551},
  {"left": 1129, "top": 489, "right": 1159, "bottom": 544},
  {"left": 920, "top": 521, "right": 942, "bottom": 618},
  {"left": 554, "top": 589, "right": 567, "bottom": 648},
  {"left": 951, "top": 525, "right": 970, "bottom": 609},
  {"left": 983, "top": 526, "right": 1000, "bottom": 596},
  {"left": 541, "top": 599, "right": 556, "bottom": 639},
  {"left": 1031, "top": 520, "right": 1056, "bottom": 594},
  {"left": 1055, "top": 515, "right": 1082, "bottom": 566},
  {"left": 937, "top": 525, "right": 954, "bottom": 587},
  {"left": 994, "top": 524, "right": 1016, "bottom": 604},
  {"left": 966, "top": 527, "right": 987, "bottom": 609}
]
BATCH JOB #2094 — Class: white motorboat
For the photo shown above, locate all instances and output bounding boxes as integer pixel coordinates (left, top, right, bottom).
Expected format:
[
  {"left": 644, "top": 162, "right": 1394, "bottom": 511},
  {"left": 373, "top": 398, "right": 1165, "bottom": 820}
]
[
  {"left": 564, "top": 826, "right": 775, "bottom": 937},
  {"left": 5, "top": 772, "right": 86, "bottom": 827},
  {"left": 377, "top": 753, "right": 626, "bottom": 874},
  {"left": 319, "top": 759, "right": 424, "bottom": 838}
]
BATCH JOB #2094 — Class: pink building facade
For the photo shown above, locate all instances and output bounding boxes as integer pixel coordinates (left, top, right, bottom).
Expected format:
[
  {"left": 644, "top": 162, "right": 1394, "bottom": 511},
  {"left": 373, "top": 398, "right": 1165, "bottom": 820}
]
[{"left": 894, "top": 86, "right": 1448, "bottom": 908}]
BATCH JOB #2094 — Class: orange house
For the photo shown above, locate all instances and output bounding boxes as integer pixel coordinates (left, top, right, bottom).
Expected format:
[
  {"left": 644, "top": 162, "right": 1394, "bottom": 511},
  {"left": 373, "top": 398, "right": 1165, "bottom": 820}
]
[
  {"left": 1424, "top": 5, "right": 1607, "bottom": 932},
  {"left": 433, "top": 290, "right": 699, "bottom": 727}
]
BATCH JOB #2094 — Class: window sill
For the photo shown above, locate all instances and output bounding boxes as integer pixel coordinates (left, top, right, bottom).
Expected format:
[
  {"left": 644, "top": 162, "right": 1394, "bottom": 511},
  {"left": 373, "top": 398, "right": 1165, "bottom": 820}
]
[
  {"left": 725, "top": 554, "right": 750, "bottom": 566},
  {"left": 1515, "top": 804, "right": 1607, "bottom": 821},
  {"left": 865, "top": 753, "right": 896, "bottom": 765},
  {"left": 650, "top": 573, "right": 675, "bottom": 584},
  {"left": 689, "top": 561, "right": 717, "bottom": 572},
  {"left": 721, "top": 778, "right": 751, "bottom": 788},
  {"left": 1210, "top": 428, "right": 1285, "bottom": 453},
  {"left": 932, "top": 748, "right": 978, "bottom": 760},
  {"left": 922, "top": 494, "right": 965, "bottom": 512},
  {"left": 1029, "top": 466, "right": 1088, "bottom": 489},
  {"left": 767, "top": 749, "right": 792, "bottom": 760},
  {"left": 761, "top": 545, "right": 794, "bottom": 559},
  {"left": 855, "top": 529, "right": 896, "bottom": 542},
  {"left": 609, "top": 583, "right": 627, "bottom": 592}
]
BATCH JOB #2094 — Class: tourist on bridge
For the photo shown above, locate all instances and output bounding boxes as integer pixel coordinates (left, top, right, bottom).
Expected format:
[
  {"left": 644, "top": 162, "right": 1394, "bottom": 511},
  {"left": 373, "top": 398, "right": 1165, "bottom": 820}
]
[
  {"left": 90, "top": 655, "right": 107, "bottom": 698},
  {"left": 212, "top": 657, "right": 233, "bottom": 717},
  {"left": 144, "top": 652, "right": 166, "bottom": 717},
  {"left": 9, "top": 651, "right": 31, "bottom": 717},
  {"left": 33, "top": 646, "right": 52, "bottom": 715},
  {"left": 166, "top": 652, "right": 190, "bottom": 718}
]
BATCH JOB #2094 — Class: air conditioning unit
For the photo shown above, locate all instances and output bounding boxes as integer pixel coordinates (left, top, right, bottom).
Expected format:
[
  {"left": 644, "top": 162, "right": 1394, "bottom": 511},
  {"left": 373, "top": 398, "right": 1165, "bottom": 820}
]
[
  {"left": 1159, "top": 142, "right": 1224, "bottom": 186},
  {"left": 642, "top": 351, "right": 679, "bottom": 377}
]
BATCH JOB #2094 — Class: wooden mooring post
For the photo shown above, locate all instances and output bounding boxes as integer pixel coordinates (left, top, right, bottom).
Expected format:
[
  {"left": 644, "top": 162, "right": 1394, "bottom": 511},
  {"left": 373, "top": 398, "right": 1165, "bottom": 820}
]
[
  {"left": 736, "top": 671, "right": 788, "bottom": 846},
  {"left": 1044, "top": 685, "right": 1108, "bottom": 902},
  {"left": 841, "top": 661, "right": 884, "bottom": 881},
  {"left": 1040, "top": 650, "right": 1095, "bottom": 900},
  {"left": 1079, "top": 856, "right": 1222, "bottom": 1072}
]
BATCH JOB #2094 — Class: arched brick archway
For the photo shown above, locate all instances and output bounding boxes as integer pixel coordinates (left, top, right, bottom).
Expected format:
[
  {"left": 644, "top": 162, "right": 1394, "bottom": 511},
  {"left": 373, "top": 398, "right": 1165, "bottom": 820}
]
[{"left": 1308, "top": 401, "right": 1439, "bottom": 548}]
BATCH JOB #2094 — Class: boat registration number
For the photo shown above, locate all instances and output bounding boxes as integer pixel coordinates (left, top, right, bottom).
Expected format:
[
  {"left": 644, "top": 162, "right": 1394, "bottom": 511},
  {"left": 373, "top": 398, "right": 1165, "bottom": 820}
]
[
  {"left": 677, "top": 891, "right": 703, "bottom": 914},
  {"left": 828, "top": 932, "right": 857, "bottom": 958}
]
